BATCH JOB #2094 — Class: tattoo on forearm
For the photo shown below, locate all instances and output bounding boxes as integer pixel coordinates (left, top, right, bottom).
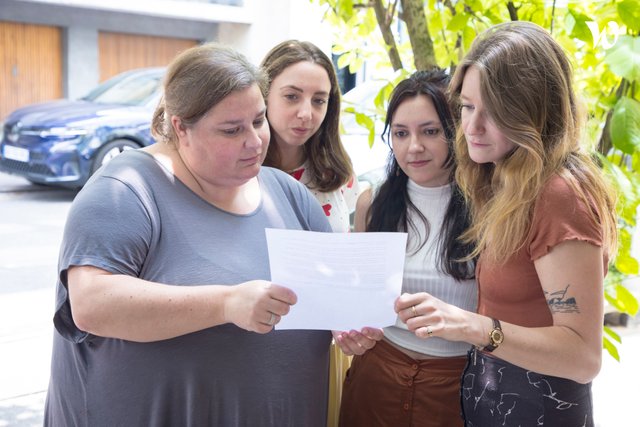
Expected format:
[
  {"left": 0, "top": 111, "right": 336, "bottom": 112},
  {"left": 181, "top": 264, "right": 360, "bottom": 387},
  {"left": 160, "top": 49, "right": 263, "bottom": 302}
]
[{"left": 545, "top": 284, "right": 580, "bottom": 314}]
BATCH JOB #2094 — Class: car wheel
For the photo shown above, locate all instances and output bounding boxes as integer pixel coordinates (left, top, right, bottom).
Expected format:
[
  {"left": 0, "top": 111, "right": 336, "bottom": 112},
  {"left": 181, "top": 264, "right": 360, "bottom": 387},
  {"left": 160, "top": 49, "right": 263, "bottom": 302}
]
[{"left": 91, "top": 139, "right": 139, "bottom": 174}]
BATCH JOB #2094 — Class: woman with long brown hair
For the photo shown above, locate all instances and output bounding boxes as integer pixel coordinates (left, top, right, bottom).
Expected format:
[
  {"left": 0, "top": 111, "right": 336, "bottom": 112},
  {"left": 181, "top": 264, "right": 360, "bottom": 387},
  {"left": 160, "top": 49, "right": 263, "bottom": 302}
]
[{"left": 261, "top": 40, "right": 359, "bottom": 233}]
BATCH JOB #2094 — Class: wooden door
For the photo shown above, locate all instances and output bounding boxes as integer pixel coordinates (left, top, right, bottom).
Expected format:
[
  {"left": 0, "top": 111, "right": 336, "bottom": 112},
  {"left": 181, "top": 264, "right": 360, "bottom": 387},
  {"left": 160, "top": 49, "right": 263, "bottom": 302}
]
[
  {"left": 98, "top": 32, "right": 198, "bottom": 81},
  {"left": 0, "top": 21, "right": 62, "bottom": 119}
]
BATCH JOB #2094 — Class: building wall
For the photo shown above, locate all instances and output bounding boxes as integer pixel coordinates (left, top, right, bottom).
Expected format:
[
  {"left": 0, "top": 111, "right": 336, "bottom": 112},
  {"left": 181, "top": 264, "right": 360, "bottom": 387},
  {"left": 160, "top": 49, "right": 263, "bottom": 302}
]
[{"left": 0, "top": 0, "right": 331, "bottom": 116}]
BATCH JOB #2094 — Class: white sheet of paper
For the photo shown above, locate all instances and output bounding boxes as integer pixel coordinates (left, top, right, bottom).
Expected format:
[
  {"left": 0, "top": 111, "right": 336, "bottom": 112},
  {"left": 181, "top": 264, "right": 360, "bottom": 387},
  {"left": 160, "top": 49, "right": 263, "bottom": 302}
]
[{"left": 266, "top": 228, "right": 407, "bottom": 331}]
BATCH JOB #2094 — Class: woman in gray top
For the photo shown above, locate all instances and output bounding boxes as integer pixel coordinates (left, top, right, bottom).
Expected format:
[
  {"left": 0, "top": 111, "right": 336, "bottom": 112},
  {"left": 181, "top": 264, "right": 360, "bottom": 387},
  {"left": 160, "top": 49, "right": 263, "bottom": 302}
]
[{"left": 44, "top": 43, "right": 332, "bottom": 427}]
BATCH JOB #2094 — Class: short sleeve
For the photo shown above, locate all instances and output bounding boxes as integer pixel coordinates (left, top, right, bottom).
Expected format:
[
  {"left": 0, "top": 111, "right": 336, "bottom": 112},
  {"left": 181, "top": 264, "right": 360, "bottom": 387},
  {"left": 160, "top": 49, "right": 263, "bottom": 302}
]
[
  {"left": 262, "top": 167, "right": 332, "bottom": 234},
  {"left": 528, "top": 175, "right": 603, "bottom": 261},
  {"left": 53, "top": 176, "right": 153, "bottom": 342}
]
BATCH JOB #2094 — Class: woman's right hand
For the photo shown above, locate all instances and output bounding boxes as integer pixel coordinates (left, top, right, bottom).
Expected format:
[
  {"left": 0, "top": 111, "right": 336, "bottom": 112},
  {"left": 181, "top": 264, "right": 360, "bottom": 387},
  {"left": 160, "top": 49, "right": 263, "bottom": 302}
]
[
  {"left": 332, "top": 328, "right": 384, "bottom": 356},
  {"left": 224, "top": 280, "right": 298, "bottom": 333}
]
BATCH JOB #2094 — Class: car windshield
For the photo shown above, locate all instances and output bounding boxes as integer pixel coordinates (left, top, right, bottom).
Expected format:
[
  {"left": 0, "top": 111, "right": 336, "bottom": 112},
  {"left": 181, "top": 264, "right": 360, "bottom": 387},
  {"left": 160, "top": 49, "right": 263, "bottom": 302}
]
[{"left": 81, "top": 70, "right": 163, "bottom": 106}]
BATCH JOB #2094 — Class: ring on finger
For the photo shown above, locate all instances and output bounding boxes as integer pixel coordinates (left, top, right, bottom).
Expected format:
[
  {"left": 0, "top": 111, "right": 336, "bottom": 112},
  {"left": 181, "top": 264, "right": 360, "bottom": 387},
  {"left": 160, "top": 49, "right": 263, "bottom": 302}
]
[
  {"left": 426, "top": 326, "right": 433, "bottom": 337},
  {"left": 411, "top": 305, "right": 418, "bottom": 317},
  {"left": 267, "top": 312, "right": 276, "bottom": 326}
]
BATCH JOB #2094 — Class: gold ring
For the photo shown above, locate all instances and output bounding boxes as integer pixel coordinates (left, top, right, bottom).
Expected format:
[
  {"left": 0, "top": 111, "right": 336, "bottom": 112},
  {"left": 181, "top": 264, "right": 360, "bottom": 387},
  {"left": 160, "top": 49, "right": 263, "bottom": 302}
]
[
  {"left": 411, "top": 305, "right": 417, "bottom": 317},
  {"left": 426, "top": 326, "right": 433, "bottom": 337},
  {"left": 267, "top": 312, "right": 276, "bottom": 326}
]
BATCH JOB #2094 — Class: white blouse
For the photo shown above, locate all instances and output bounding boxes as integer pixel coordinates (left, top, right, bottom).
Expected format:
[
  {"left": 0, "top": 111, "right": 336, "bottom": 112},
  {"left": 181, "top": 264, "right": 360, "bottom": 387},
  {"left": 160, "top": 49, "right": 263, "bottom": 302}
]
[{"left": 288, "top": 161, "right": 360, "bottom": 233}]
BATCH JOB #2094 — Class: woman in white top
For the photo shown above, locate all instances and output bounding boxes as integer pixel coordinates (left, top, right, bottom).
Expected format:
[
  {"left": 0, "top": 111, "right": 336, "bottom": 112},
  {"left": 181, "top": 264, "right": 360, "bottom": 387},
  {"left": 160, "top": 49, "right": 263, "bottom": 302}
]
[
  {"left": 260, "top": 40, "right": 359, "bottom": 233},
  {"left": 339, "top": 70, "right": 477, "bottom": 427}
]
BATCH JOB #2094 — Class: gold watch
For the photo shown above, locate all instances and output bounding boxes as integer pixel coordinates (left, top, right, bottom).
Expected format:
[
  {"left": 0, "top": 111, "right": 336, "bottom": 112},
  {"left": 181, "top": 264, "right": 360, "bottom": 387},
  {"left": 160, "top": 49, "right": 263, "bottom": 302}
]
[{"left": 483, "top": 318, "right": 504, "bottom": 352}]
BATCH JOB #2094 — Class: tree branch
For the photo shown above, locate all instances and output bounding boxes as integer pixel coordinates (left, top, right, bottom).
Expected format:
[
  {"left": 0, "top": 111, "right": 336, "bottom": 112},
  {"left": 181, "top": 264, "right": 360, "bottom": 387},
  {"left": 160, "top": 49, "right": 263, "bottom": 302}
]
[
  {"left": 507, "top": 1, "right": 519, "bottom": 21},
  {"left": 372, "top": 0, "right": 403, "bottom": 70}
]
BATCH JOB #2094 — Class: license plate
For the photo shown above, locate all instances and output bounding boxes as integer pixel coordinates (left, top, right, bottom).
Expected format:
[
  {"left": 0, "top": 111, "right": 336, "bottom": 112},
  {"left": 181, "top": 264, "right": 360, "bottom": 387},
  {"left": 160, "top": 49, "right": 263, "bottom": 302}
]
[{"left": 2, "top": 145, "right": 30, "bottom": 162}]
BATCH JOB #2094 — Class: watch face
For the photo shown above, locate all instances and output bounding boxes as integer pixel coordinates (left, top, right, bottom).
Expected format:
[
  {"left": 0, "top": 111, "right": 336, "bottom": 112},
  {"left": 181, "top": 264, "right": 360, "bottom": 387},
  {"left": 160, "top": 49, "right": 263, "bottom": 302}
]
[{"left": 490, "top": 329, "right": 504, "bottom": 345}]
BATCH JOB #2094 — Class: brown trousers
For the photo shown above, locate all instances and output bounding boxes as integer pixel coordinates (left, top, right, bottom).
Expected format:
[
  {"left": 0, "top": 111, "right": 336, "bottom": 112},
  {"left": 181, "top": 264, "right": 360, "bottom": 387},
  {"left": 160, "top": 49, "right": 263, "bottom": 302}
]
[{"left": 339, "top": 340, "right": 466, "bottom": 427}]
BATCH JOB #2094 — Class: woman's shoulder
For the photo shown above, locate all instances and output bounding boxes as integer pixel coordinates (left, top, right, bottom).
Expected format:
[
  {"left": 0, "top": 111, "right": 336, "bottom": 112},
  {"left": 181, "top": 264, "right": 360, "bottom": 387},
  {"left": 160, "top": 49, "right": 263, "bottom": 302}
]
[
  {"left": 260, "top": 165, "right": 299, "bottom": 185},
  {"left": 529, "top": 173, "right": 602, "bottom": 251},
  {"left": 79, "top": 149, "right": 171, "bottom": 209},
  {"left": 259, "top": 166, "right": 310, "bottom": 197},
  {"left": 535, "top": 173, "right": 589, "bottom": 215},
  {"left": 356, "top": 186, "right": 373, "bottom": 209},
  {"left": 95, "top": 149, "right": 160, "bottom": 181},
  {"left": 541, "top": 174, "right": 574, "bottom": 197}
]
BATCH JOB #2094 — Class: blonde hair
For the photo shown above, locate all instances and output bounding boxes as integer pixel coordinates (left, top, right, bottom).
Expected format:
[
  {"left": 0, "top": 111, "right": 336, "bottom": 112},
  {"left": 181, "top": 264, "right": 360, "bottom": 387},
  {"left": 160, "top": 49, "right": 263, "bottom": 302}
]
[
  {"left": 151, "top": 43, "right": 267, "bottom": 147},
  {"left": 450, "top": 21, "right": 617, "bottom": 263}
]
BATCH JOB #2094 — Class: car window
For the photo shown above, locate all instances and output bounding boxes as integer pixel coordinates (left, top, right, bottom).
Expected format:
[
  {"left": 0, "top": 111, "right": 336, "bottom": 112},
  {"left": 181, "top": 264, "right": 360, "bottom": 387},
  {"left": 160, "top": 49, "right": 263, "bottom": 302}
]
[{"left": 83, "top": 71, "right": 163, "bottom": 106}]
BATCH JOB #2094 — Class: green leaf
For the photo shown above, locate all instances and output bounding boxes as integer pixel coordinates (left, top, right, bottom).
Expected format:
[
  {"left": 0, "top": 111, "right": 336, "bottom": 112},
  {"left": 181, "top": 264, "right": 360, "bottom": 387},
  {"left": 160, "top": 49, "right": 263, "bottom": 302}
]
[
  {"left": 618, "top": 0, "right": 640, "bottom": 32},
  {"left": 614, "top": 252, "right": 639, "bottom": 275},
  {"left": 337, "top": 52, "right": 350, "bottom": 70},
  {"left": 603, "top": 336, "right": 621, "bottom": 361},
  {"left": 354, "top": 111, "right": 374, "bottom": 128},
  {"left": 462, "top": 24, "right": 477, "bottom": 52},
  {"left": 604, "top": 326, "right": 622, "bottom": 344},
  {"left": 373, "top": 83, "right": 394, "bottom": 111},
  {"left": 336, "top": 0, "right": 355, "bottom": 21},
  {"left": 615, "top": 284, "right": 639, "bottom": 315},
  {"left": 605, "top": 36, "right": 640, "bottom": 82},
  {"left": 353, "top": 111, "right": 375, "bottom": 144},
  {"left": 606, "top": 283, "right": 640, "bottom": 315},
  {"left": 447, "top": 13, "right": 470, "bottom": 32},
  {"left": 466, "top": 0, "right": 484, "bottom": 13},
  {"left": 565, "top": 10, "right": 594, "bottom": 46},
  {"left": 610, "top": 96, "right": 640, "bottom": 154},
  {"left": 602, "top": 158, "right": 635, "bottom": 201},
  {"left": 633, "top": 151, "right": 640, "bottom": 172}
]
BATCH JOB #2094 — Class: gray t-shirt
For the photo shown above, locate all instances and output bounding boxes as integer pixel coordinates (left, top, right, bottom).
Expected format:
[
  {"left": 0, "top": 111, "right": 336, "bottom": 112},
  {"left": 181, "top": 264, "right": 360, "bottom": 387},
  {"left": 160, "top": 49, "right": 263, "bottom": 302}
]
[{"left": 44, "top": 150, "right": 332, "bottom": 427}]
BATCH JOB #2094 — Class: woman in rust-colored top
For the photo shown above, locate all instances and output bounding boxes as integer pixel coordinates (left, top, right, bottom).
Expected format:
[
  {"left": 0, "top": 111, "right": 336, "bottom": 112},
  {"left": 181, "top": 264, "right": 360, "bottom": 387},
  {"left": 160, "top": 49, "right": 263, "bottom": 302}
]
[{"left": 394, "top": 22, "right": 617, "bottom": 427}]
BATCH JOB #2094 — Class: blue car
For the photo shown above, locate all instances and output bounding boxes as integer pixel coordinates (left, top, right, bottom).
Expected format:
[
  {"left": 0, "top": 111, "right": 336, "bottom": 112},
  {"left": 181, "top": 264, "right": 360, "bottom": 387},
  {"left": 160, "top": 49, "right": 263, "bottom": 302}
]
[{"left": 0, "top": 67, "right": 164, "bottom": 189}]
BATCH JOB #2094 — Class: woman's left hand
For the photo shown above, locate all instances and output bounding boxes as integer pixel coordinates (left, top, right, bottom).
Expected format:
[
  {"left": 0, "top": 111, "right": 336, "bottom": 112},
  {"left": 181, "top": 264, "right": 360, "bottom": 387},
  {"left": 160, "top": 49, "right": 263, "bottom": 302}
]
[
  {"left": 332, "top": 328, "right": 384, "bottom": 356},
  {"left": 395, "top": 292, "right": 469, "bottom": 341}
]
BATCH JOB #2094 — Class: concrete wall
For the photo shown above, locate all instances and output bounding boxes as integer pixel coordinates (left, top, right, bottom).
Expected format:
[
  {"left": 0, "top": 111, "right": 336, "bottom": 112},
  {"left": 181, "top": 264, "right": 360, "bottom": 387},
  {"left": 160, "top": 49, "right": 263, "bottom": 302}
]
[{"left": 63, "top": 27, "right": 99, "bottom": 100}]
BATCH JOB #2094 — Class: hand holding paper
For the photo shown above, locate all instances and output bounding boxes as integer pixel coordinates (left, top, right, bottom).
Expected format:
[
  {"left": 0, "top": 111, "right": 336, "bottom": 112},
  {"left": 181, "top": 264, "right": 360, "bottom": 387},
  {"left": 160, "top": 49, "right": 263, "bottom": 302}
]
[{"left": 265, "top": 228, "right": 407, "bottom": 331}]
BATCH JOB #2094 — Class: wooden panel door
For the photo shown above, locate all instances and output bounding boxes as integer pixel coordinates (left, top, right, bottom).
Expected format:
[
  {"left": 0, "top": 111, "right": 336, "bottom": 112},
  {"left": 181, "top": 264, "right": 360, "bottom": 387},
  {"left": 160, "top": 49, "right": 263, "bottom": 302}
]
[
  {"left": 0, "top": 21, "right": 62, "bottom": 119},
  {"left": 99, "top": 32, "right": 198, "bottom": 82}
]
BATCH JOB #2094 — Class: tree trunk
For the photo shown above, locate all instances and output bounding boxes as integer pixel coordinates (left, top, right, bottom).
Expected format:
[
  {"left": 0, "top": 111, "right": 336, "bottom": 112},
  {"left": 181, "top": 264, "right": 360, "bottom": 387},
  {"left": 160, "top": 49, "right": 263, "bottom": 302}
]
[
  {"left": 507, "top": 2, "right": 519, "bottom": 21},
  {"left": 400, "top": 0, "right": 436, "bottom": 70},
  {"left": 372, "top": 0, "right": 403, "bottom": 71}
]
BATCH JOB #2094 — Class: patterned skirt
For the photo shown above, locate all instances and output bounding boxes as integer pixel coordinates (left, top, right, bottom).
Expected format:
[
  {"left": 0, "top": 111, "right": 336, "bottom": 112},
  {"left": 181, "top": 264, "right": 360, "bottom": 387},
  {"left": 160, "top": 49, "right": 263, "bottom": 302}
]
[{"left": 460, "top": 348, "right": 594, "bottom": 427}]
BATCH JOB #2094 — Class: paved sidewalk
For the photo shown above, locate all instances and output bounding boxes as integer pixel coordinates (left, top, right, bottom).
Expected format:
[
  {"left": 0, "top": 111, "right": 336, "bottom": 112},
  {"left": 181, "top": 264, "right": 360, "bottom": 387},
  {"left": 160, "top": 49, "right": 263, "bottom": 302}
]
[{"left": 0, "top": 287, "right": 53, "bottom": 427}]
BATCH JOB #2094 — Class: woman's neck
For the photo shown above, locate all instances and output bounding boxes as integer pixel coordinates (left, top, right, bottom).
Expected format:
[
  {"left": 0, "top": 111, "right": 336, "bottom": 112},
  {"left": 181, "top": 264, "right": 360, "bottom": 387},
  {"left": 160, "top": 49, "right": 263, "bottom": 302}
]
[
  {"left": 275, "top": 141, "right": 305, "bottom": 171},
  {"left": 146, "top": 143, "right": 261, "bottom": 214}
]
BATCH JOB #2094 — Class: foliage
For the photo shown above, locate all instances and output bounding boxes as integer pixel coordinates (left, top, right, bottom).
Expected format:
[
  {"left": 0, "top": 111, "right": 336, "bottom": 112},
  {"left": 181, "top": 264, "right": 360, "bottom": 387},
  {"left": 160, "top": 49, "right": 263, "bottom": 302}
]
[{"left": 313, "top": 0, "right": 640, "bottom": 360}]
